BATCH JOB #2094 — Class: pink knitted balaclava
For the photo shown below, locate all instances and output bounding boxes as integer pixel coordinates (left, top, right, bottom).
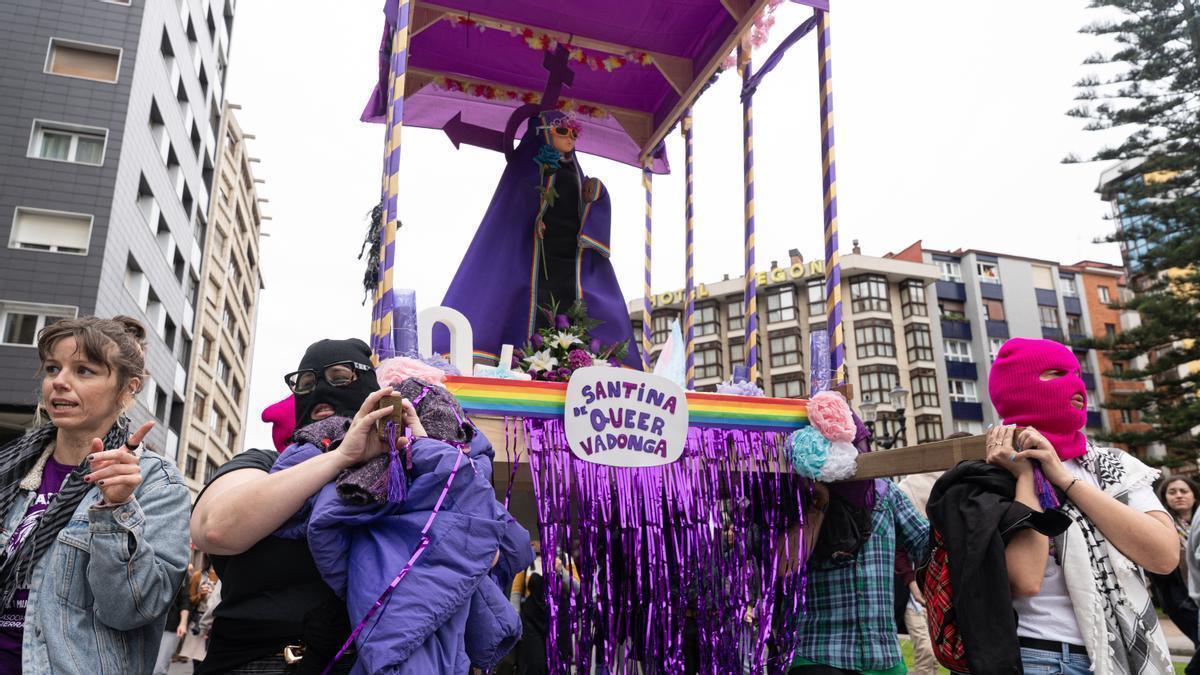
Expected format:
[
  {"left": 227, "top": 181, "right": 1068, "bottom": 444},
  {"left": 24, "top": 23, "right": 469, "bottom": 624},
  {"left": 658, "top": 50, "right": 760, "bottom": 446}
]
[
  {"left": 261, "top": 394, "right": 296, "bottom": 453},
  {"left": 987, "top": 338, "right": 1088, "bottom": 460}
]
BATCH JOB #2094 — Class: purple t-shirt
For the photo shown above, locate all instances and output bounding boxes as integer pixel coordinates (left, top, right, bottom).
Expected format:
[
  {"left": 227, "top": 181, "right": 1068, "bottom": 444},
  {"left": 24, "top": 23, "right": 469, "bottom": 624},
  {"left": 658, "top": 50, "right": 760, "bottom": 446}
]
[{"left": 0, "top": 457, "right": 76, "bottom": 670}]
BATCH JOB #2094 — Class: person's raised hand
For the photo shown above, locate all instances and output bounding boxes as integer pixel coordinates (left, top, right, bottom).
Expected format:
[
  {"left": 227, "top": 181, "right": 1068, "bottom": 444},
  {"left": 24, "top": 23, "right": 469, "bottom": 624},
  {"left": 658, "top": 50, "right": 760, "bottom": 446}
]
[
  {"left": 985, "top": 425, "right": 1029, "bottom": 478},
  {"left": 335, "top": 387, "right": 396, "bottom": 468},
  {"left": 1014, "top": 426, "right": 1072, "bottom": 488},
  {"left": 85, "top": 420, "right": 155, "bottom": 505}
]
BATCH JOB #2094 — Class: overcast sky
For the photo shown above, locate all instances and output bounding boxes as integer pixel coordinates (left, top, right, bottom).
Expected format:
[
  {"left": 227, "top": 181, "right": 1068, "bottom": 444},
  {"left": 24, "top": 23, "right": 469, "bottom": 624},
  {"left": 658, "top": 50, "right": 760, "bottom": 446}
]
[{"left": 225, "top": 1, "right": 1129, "bottom": 451}]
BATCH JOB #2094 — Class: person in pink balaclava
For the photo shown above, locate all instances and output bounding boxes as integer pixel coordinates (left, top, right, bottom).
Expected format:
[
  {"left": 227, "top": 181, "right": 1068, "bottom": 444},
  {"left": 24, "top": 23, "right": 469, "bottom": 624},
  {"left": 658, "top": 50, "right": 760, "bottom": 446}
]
[{"left": 984, "top": 337, "right": 1177, "bottom": 675}]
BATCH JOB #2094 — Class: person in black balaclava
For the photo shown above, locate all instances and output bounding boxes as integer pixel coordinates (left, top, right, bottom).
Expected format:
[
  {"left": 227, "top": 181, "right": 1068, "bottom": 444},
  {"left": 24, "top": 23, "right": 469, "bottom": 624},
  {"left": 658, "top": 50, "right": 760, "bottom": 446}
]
[
  {"left": 188, "top": 338, "right": 415, "bottom": 675},
  {"left": 289, "top": 338, "right": 380, "bottom": 430}
]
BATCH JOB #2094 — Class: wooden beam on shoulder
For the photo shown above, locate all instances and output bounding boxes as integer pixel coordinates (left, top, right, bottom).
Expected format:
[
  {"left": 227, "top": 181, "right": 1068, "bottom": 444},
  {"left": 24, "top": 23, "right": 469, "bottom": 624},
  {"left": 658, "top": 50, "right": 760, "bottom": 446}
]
[{"left": 848, "top": 434, "right": 987, "bottom": 481}]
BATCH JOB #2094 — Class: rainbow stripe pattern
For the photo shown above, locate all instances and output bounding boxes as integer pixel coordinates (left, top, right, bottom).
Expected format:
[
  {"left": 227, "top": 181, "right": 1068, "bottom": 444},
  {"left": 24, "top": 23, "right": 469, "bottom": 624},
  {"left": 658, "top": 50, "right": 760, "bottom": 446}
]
[{"left": 443, "top": 376, "right": 809, "bottom": 432}]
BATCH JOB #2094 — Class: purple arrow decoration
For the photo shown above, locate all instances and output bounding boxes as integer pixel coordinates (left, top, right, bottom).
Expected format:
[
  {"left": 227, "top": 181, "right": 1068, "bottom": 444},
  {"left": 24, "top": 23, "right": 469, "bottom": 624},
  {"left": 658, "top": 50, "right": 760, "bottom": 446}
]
[{"left": 442, "top": 112, "right": 508, "bottom": 153}]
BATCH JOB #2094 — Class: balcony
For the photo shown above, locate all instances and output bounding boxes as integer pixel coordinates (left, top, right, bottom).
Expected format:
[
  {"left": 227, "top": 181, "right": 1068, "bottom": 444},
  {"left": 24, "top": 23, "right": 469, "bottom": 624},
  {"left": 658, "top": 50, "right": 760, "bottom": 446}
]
[
  {"left": 1035, "top": 288, "right": 1059, "bottom": 307},
  {"left": 986, "top": 320, "right": 1010, "bottom": 339},
  {"left": 940, "top": 318, "right": 972, "bottom": 340},
  {"left": 1082, "top": 372, "right": 1097, "bottom": 391},
  {"left": 936, "top": 280, "right": 967, "bottom": 302},
  {"left": 951, "top": 401, "right": 984, "bottom": 421},
  {"left": 1086, "top": 411, "right": 1103, "bottom": 429},
  {"left": 979, "top": 283, "right": 1004, "bottom": 301},
  {"left": 1064, "top": 296, "right": 1082, "bottom": 315},
  {"left": 945, "top": 360, "right": 978, "bottom": 380},
  {"left": 1041, "top": 327, "right": 1064, "bottom": 341},
  {"left": 1069, "top": 333, "right": 1088, "bottom": 345}
]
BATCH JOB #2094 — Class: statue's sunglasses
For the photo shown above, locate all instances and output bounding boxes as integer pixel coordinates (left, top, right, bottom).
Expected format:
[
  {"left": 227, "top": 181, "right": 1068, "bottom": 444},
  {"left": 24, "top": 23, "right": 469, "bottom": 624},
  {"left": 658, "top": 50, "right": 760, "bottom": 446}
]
[{"left": 284, "top": 361, "right": 374, "bottom": 395}]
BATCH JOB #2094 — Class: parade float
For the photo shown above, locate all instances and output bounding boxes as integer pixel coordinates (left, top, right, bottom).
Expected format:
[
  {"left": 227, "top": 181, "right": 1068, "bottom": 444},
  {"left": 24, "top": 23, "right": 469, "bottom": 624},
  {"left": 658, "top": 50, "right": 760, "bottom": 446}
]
[{"left": 350, "top": 1, "right": 986, "bottom": 672}]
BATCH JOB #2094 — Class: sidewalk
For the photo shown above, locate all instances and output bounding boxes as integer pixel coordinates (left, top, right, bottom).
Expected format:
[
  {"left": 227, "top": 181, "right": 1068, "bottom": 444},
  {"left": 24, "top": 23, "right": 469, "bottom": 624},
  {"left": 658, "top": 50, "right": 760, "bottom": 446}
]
[{"left": 1163, "top": 616, "right": 1196, "bottom": 658}]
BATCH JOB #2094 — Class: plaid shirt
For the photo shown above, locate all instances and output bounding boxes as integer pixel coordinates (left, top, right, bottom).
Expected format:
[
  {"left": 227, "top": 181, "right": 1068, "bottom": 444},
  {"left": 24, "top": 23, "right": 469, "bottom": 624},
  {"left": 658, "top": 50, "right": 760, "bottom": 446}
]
[{"left": 793, "top": 481, "right": 930, "bottom": 672}]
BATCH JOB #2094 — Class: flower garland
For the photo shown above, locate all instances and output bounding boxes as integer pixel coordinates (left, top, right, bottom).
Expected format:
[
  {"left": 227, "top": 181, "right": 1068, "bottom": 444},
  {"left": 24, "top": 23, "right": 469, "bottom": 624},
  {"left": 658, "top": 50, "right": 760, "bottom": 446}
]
[
  {"left": 446, "top": 14, "right": 653, "bottom": 73},
  {"left": 430, "top": 76, "right": 609, "bottom": 119},
  {"left": 720, "top": 0, "right": 787, "bottom": 70},
  {"left": 513, "top": 300, "right": 629, "bottom": 382}
]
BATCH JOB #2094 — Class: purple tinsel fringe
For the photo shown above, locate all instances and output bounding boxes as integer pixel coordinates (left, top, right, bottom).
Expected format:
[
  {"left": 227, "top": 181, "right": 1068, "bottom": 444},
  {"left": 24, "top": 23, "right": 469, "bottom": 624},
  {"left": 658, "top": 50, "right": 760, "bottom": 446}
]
[
  {"left": 1031, "top": 463, "right": 1061, "bottom": 510},
  {"left": 523, "top": 418, "right": 813, "bottom": 674},
  {"left": 385, "top": 422, "right": 408, "bottom": 504}
]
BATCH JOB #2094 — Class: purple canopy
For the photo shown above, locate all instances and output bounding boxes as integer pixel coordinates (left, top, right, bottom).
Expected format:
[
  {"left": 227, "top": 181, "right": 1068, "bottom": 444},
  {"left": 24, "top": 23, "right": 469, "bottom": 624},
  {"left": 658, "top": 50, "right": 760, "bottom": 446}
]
[{"left": 363, "top": 0, "right": 824, "bottom": 172}]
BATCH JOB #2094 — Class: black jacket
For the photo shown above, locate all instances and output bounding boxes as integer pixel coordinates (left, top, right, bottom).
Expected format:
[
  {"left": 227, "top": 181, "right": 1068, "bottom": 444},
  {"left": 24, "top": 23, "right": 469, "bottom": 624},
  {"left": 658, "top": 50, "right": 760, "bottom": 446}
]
[{"left": 926, "top": 461, "right": 1072, "bottom": 675}]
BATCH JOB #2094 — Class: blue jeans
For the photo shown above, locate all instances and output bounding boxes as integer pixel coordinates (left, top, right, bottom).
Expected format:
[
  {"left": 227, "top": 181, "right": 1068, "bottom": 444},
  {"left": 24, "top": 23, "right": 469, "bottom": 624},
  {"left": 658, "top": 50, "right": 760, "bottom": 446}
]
[{"left": 1020, "top": 645, "right": 1092, "bottom": 674}]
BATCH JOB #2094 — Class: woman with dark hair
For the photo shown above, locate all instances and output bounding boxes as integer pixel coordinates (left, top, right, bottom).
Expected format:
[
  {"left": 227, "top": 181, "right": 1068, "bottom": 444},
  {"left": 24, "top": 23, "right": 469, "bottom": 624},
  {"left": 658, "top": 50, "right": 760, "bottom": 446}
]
[
  {"left": 1150, "top": 477, "right": 1200, "bottom": 651},
  {"left": 0, "top": 316, "right": 191, "bottom": 673}
]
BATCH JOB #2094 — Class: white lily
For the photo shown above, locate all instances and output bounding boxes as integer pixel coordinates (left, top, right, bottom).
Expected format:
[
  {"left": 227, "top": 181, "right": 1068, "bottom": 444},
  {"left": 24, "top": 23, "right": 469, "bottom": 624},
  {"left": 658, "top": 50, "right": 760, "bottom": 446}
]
[
  {"left": 523, "top": 349, "right": 559, "bottom": 372},
  {"left": 549, "top": 331, "right": 582, "bottom": 351},
  {"left": 589, "top": 354, "right": 611, "bottom": 367}
]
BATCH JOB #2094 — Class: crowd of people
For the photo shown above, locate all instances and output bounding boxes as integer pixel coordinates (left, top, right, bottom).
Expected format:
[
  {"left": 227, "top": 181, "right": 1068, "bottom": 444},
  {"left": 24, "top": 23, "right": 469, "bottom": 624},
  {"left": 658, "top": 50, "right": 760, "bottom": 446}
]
[{"left": 0, "top": 316, "right": 1195, "bottom": 674}]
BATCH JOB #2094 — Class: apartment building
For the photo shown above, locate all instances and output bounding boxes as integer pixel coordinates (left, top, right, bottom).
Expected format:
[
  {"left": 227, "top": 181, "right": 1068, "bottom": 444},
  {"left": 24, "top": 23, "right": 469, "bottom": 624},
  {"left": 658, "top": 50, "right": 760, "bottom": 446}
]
[
  {"left": 0, "top": 0, "right": 236, "bottom": 454},
  {"left": 918, "top": 244, "right": 1109, "bottom": 437},
  {"left": 176, "top": 102, "right": 263, "bottom": 492},
  {"left": 629, "top": 246, "right": 950, "bottom": 447}
]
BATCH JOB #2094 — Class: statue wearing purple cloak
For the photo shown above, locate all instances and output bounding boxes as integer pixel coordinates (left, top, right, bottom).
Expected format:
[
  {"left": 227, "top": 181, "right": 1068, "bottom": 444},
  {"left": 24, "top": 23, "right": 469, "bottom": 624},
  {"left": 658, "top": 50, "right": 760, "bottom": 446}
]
[{"left": 435, "top": 111, "right": 642, "bottom": 369}]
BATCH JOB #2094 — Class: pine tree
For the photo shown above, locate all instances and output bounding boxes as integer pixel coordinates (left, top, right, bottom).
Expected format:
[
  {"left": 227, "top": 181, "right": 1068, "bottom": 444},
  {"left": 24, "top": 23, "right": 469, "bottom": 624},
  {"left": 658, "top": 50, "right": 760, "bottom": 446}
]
[{"left": 1069, "top": 0, "right": 1200, "bottom": 464}]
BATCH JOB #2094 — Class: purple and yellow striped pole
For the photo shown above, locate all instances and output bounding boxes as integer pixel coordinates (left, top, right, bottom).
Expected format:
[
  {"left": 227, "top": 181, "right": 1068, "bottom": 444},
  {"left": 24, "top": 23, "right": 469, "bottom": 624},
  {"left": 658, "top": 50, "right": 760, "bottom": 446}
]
[
  {"left": 682, "top": 109, "right": 696, "bottom": 390},
  {"left": 371, "top": 0, "right": 414, "bottom": 361},
  {"left": 817, "top": 10, "right": 844, "bottom": 386},
  {"left": 738, "top": 41, "right": 759, "bottom": 383},
  {"left": 641, "top": 164, "right": 653, "bottom": 371}
]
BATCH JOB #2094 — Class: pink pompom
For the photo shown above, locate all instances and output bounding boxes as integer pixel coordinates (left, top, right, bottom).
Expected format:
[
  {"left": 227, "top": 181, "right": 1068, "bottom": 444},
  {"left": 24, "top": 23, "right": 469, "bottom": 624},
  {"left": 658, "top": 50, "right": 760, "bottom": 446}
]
[
  {"left": 261, "top": 395, "right": 296, "bottom": 453},
  {"left": 808, "top": 391, "right": 855, "bottom": 443},
  {"left": 376, "top": 356, "right": 448, "bottom": 387}
]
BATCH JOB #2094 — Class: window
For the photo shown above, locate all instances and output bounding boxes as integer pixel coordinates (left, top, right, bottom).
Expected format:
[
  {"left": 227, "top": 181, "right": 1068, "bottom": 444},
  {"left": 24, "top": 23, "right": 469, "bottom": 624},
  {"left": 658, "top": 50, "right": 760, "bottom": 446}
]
[
  {"left": 1120, "top": 409, "right": 1135, "bottom": 424},
  {"left": 209, "top": 406, "right": 223, "bottom": 432},
  {"left": 227, "top": 257, "right": 242, "bottom": 289},
  {"left": 185, "top": 451, "right": 199, "bottom": 480},
  {"left": 807, "top": 280, "right": 826, "bottom": 319},
  {"left": 205, "top": 458, "right": 219, "bottom": 484},
  {"left": 225, "top": 424, "right": 236, "bottom": 449},
  {"left": 938, "top": 261, "right": 962, "bottom": 282},
  {"left": 222, "top": 301, "right": 237, "bottom": 335},
  {"left": 216, "top": 352, "right": 231, "bottom": 385},
  {"left": 947, "top": 379, "right": 978, "bottom": 403},
  {"left": 859, "top": 365, "right": 899, "bottom": 405},
  {"left": 1113, "top": 362, "right": 1125, "bottom": 375},
  {"left": 943, "top": 339, "right": 972, "bottom": 362},
  {"left": 199, "top": 332, "right": 214, "bottom": 363},
  {"left": 769, "top": 333, "right": 801, "bottom": 367},
  {"left": 1038, "top": 306, "right": 1060, "bottom": 329},
  {"left": 727, "top": 299, "right": 744, "bottom": 332},
  {"left": 772, "top": 376, "right": 805, "bottom": 399},
  {"left": 153, "top": 386, "right": 168, "bottom": 421},
  {"left": 1098, "top": 286, "right": 1111, "bottom": 304},
  {"left": 9, "top": 208, "right": 92, "bottom": 255},
  {"left": 730, "top": 342, "right": 744, "bottom": 369},
  {"left": 911, "top": 369, "right": 939, "bottom": 409},
  {"left": 230, "top": 378, "right": 242, "bottom": 404},
  {"left": 905, "top": 324, "right": 934, "bottom": 363},
  {"left": 854, "top": 319, "right": 895, "bottom": 359},
  {"left": 1031, "top": 265, "right": 1055, "bottom": 290},
  {"left": 915, "top": 415, "right": 943, "bottom": 443},
  {"left": 976, "top": 261, "right": 1000, "bottom": 283},
  {"left": 1105, "top": 323, "right": 1117, "bottom": 338},
  {"left": 28, "top": 121, "right": 106, "bottom": 165},
  {"left": 849, "top": 275, "right": 890, "bottom": 313},
  {"left": 1067, "top": 314, "right": 1084, "bottom": 335},
  {"left": 651, "top": 312, "right": 676, "bottom": 345},
  {"left": 0, "top": 302, "right": 75, "bottom": 346},
  {"left": 766, "top": 287, "right": 796, "bottom": 324},
  {"left": 695, "top": 347, "right": 722, "bottom": 380},
  {"left": 982, "top": 300, "right": 1005, "bottom": 321},
  {"left": 45, "top": 39, "right": 121, "bottom": 82},
  {"left": 953, "top": 420, "right": 983, "bottom": 435},
  {"left": 234, "top": 331, "right": 247, "bottom": 359},
  {"left": 193, "top": 389, "right": 207, "bottom": 419},
  {"left": 939, "top": 300, "right": 966, "bottom": 321},
  {"left": 1060, "top": 276, "right": 1078, "bottom": 297},
  {"left": 989, "top": 337, "right": 1005, "bottom": 362},
  {"left": 900, "top": 280, "right": 927, "bottom": 318},
  {"left": 695, "top": 304, "right": 719, "bottom": 337}
]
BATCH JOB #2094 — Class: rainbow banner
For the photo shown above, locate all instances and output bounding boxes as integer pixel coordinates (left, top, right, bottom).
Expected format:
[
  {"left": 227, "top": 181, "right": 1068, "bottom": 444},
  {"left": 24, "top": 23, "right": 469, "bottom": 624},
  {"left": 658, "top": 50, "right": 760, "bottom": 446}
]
[{"left": 444, "top": 376, "right": 809, "bottom": 432}]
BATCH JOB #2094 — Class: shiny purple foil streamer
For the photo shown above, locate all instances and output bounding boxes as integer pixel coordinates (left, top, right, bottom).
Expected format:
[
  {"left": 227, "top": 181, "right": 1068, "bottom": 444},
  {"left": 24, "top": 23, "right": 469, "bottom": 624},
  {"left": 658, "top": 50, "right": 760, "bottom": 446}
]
[{"left": 521, "top": 419, "right": 813, "bottom": 674}]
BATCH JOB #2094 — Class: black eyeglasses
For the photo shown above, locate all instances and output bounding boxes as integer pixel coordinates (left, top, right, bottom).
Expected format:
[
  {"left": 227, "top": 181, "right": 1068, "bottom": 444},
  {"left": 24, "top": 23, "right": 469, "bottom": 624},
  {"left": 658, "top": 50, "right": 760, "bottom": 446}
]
[{"left": 283, "top": 361, "right": 373, "bottom": 395}]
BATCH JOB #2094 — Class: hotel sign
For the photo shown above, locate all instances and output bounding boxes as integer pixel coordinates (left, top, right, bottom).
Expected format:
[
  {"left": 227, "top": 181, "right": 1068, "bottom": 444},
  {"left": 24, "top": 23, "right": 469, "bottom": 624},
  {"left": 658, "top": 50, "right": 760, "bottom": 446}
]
[{"left": 649, "top": 260, "right": 826, "bottom": 308}]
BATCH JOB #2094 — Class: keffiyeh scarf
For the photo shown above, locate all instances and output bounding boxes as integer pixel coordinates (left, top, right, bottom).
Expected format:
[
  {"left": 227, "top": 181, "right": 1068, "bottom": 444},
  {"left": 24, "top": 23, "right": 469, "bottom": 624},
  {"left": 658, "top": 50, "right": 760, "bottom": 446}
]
[{"left": 1058, "top": 445, "right": 1172, "bottom": 675}]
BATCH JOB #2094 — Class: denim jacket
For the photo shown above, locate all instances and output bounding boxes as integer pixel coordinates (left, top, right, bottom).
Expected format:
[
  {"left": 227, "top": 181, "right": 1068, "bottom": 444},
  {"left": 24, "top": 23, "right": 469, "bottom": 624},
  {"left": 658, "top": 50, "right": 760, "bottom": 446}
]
[{"left": 0, "top": 445, "right": 191, "bottom": 674}]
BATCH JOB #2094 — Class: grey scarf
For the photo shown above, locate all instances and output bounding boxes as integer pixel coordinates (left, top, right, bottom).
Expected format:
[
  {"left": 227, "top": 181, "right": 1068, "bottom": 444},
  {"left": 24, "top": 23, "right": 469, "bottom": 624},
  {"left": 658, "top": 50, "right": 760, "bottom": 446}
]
[{"left": 0, "top": 419, "right": 129, "bottom": 609}]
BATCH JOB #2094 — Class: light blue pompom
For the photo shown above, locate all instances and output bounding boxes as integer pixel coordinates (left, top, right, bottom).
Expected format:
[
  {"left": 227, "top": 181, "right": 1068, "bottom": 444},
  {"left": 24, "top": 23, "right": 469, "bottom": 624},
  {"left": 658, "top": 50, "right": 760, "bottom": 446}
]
[{"left": 788, "top": 426, "right": 831, "bottom": 479}]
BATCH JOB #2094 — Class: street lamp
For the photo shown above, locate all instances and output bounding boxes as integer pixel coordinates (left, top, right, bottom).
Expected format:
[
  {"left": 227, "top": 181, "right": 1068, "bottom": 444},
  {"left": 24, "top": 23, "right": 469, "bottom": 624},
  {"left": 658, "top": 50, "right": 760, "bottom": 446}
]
[{"left": 858, "top": 387, "right": 909, "bottom": 449}]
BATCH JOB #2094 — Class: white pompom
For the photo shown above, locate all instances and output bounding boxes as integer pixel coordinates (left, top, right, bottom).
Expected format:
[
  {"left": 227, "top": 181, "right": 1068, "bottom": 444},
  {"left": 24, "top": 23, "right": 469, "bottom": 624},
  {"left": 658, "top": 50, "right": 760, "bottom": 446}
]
[{"left": 817, "top": 442, "right": 858, "bottom": 482}]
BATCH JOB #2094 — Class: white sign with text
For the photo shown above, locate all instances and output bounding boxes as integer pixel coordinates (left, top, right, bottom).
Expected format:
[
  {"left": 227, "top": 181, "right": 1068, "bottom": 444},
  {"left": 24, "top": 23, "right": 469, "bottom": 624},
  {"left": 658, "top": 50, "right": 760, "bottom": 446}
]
[{"left": 564, "top": 367, "right": 689, "bottom": 467}]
